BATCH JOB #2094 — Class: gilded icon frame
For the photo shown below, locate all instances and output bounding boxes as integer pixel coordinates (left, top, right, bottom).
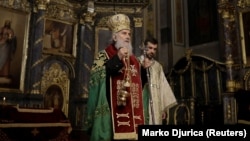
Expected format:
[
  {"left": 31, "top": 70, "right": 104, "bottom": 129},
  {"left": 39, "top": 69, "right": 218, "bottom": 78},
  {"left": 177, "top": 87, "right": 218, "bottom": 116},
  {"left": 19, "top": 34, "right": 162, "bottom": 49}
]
[{"left": 43, "top": 18, "right": 77, "bottom": 57}]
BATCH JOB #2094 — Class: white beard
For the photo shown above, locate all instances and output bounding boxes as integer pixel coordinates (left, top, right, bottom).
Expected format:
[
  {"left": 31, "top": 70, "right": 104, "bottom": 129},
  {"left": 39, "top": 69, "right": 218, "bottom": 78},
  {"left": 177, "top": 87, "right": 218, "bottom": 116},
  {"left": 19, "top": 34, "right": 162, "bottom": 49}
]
[{"left": 115, "top": 40, "right": 133, "bottom": 56}]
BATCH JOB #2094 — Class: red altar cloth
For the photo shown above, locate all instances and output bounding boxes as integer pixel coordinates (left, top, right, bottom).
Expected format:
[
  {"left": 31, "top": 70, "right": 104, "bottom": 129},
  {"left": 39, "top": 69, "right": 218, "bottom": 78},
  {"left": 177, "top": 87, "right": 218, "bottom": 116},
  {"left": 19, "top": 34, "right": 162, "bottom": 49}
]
[{"left": 0, "top": 105, "right": 72, "bottom": 141}]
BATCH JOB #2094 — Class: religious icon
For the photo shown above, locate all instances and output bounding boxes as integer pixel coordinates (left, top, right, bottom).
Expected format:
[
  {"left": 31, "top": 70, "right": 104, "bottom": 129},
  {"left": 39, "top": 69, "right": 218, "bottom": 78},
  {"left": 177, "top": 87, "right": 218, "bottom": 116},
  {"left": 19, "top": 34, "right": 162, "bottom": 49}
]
[
  {"left": 44, "top": 85, "right": 64, "bottom": 110},
  {"left": 0, "top": 20, "right": 17, "bottom": 85},
  {"left": 43, "top": 19, "right": 73, "bottom": 56}
]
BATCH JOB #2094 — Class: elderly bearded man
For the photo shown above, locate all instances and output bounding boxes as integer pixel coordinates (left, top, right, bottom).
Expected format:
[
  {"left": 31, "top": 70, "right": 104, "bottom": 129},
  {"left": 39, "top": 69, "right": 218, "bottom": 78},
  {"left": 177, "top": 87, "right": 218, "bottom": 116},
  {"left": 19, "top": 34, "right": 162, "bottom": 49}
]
[{"left": 84, "top": 14, "right": 145, "bottom": 141}]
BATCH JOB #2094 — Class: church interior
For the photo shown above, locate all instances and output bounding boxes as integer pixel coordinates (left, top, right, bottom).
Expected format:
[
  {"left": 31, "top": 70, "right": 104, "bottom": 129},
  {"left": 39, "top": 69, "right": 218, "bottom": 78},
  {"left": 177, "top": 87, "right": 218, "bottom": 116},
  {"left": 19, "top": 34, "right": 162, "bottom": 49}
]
[{"left": 0, "top": 0, "right": 250, "bottom": 140}]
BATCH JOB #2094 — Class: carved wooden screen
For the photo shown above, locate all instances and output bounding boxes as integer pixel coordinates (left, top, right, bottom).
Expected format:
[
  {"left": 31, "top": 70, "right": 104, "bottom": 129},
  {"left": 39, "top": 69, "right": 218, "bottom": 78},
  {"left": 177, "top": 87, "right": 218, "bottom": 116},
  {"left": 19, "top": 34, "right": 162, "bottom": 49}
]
[{"left": 167, "top": 54, "right": 227, "bottom": 125}]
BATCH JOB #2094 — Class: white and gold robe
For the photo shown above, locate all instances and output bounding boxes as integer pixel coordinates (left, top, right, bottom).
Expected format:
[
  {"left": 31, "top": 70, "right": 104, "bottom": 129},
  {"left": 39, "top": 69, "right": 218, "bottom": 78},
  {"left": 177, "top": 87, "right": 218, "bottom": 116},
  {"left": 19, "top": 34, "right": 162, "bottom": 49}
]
[{"left": 139, "top": 55, "right": 178, "bottom": 124}]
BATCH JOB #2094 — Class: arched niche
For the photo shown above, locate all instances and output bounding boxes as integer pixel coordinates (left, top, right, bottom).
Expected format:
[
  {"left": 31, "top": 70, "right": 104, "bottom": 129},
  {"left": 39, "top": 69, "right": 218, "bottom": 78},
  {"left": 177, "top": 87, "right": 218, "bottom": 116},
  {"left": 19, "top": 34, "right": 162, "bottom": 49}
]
[
  {"left": 44, "top": 84, "right": 64, "bottom": 110},
  {"left": 41, "top": 62, "right": 70, "bottom": 117},
  {"left": 174, "top": 103, "right": 190, "bottom": 125}
]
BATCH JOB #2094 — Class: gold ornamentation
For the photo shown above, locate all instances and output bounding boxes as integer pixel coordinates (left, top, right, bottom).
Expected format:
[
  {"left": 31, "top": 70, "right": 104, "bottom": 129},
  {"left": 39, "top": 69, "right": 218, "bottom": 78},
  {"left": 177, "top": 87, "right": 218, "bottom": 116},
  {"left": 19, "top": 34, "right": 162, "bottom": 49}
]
[
  {"left": 226, "top": 80, "right": 236, "bottom": 92},
  {"left": 237, "top": 0, "right": 250, "bottom": 8},
  {"left": 8, "top": 0, "right": 14, "bottom": 6},
  {"left": 131, "top": 83, "right": 140, "bottom": 108},
  {"left": 244, "top": 69, "right": 250, "bottom": 90},
  {"left": 107, "top": 14, "right": 131, "bottom": 33},
  {"left": 218, "top": 0, "right": 235, "bottom": 21},
  {"left": 46, "top": 4, "right": 77, "bottom": 22},
  {"left": 82, "top": 11, "right": 96, "bottom": 25},
  {"left": 225, "top": 55, "right": 235, "bottom": 92},
  {"left": 0, "top": 0, "right": 31, "bottom": 11},
  {"left": 133, "top": 17, "right": 143, "bottom": 27},
  {"left": 31, "top": 128, "right": 40, "bottom": 136},
  {"left": 185, "top": 48, "right": 193, "bottom": 61},
  {"left": 227, "top": 104, "right": 231, "bottom": 119},
  {"left": 31, "top": 81, "right": 41, "bottom": 94},
  {"left": 41, "top": 63, "right": 69, "bottom": 116},
  {"left": 35, "top": 0, "right": 50, "bottom": 10},
  {"left": 96, "top": 16, "right": 110, "bottom": 27}
]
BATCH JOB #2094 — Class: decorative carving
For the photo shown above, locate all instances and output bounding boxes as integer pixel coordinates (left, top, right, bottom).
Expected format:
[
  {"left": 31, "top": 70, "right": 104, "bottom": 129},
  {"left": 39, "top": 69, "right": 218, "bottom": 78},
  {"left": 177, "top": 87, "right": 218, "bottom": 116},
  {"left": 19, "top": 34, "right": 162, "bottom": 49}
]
[
  {"left": 237, "top": 0, "right": 250, "bottom": 8},
  {"left": 94, "top": 0, "right": 148, "bottom": 7},
  {"left": 46, "top": 4, "right": 78, "bottom": 22},
  {"left": 243, "top": 70, "right": 250, "bottom": 90},
  {"left": 81, "top": 11, "right": 96, "bottom": 25},
  {"left": 185, "top": 48, "right": 193, "bottom": 61},
  {"left": 227, "top": 103, "right": 231, "bottom": 119},
  {"left": 35, "top": 0, "right": 50, "bottom": 10},
  {"left": 82, "top": 0, "right": 96, "bottom": 24},
  {"left": 0, "top": 0, "right": 30, "bottom": 11},
  {"left": 95, "top": 6, "right": 142, "bottom": 14},
  {"left": 225, "top": 54, "right": 235, "bottom": 92},
  {"left": 97, "top": 16, "right": 110, "bottom": 27},
  {"left": 133, "top": 17, "right": 142, "bottom": 27},
  {"left": 41, "top": 63, "right": 69, "bottom": 116},
  {"left": 218, "top": 0, "right": 235, "bottom": 20},
  {"left": 218, "top": 0, "right": 241, "bottom": 92},
  {"left": 39, "top": 0, "right": 81, "bottom": 22}
]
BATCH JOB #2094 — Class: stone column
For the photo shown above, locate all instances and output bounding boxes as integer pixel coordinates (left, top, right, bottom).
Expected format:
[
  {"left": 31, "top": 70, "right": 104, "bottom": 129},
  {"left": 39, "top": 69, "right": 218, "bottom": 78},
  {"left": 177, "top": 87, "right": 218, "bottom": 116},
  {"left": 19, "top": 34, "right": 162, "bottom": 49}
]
[{"left": 218, "top": 0, "right": 237, "bottom": 124}]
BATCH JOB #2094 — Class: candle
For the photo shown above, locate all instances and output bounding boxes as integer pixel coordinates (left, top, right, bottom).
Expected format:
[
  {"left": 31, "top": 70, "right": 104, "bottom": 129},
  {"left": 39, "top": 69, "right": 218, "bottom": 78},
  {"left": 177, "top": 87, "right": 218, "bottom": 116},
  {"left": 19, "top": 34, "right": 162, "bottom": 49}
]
[{"left": 3, "top": 97, "right": 6, "bottom": 104}]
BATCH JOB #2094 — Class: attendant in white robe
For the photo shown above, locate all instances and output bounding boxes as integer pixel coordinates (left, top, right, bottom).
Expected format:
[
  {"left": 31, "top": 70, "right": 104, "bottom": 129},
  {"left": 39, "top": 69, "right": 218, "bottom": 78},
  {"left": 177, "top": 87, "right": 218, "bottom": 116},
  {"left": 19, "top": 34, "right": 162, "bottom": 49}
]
[{"left": 139, "top": 37, "right": 177, "bottom": 125}]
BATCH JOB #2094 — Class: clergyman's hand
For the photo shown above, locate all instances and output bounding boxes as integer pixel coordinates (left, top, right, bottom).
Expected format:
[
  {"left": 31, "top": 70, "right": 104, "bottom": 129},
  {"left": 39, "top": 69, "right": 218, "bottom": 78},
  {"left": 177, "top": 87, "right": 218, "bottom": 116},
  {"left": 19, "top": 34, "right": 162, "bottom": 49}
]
[
  {"left": 143, "top": 57, "right": 152, "bottom": 68},
  {"left": 117, "top": 47, "right": 128, "bottom": 60}
]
